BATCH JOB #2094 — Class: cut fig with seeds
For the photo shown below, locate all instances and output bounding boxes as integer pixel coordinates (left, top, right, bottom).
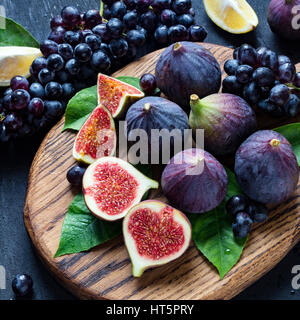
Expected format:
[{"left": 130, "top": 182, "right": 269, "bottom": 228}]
[
  {"left": 123, "top": 200, "right": 192, "bottom": 277},
  {"left": 97, "top": 73, "right": 144, "bottom": 118},
  {"left": 83, "top": 157, "right": 159, "bottom": 221},
  {"left": 73, "top": 104, "right": 116, "bottom": 164}
]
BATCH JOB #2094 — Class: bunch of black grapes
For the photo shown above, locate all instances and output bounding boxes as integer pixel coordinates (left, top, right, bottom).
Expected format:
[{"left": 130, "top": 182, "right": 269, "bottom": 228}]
[{"left": 223, "top": 44, "right": 300, "bottom": 118}]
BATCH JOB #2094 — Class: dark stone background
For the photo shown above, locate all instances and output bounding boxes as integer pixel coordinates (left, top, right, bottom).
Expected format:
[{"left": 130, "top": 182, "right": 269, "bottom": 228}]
[{"left": 1, "top": 0, "right": 300, "bottom": 300}]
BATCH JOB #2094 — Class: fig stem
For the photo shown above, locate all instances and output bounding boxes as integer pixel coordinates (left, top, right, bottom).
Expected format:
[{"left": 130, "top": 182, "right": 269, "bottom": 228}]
[
  {"left": 173, "top": 42, "right": 182, "bottom": 51},
  {"left": 270, "top": 138, "right": 281, "bottom": 147},
  {"left": 144, "top": 103, "right": 151, "bottom": 111},
  {"left": 190, "top": 94, "right": 203, "bottom": 117}
]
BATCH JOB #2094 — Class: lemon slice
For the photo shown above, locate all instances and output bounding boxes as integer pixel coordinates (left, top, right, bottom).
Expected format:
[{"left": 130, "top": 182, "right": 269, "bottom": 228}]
[
  {"left": 203, "top": 0, "right": 258, "bottom": 34},
  {"left": 0, "top": 46, "right": 42, "bottom": 86}
]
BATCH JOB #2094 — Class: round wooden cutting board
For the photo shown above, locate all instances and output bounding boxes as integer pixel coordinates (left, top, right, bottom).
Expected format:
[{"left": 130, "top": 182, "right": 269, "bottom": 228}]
[{"left": 24, "top": 43, "right": 300, "bottom": 300}]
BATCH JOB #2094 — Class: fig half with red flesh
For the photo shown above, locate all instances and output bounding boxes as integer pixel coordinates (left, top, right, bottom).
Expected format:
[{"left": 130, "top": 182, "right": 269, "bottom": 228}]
[
  {"left": 73, "top": 104, "right": 116, "bottom": 164},
  {"left": 97, "top": 73, "right": 144, "bottom": 118},
  {"left": 83, "top": 157, "right": 159, "bottom": 221},
  {"left": 123, "top": 200, "right": 192, "bottom": 277}
]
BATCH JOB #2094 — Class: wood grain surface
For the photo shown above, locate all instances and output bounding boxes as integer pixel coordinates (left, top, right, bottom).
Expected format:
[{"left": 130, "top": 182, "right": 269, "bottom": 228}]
[{"left": 24, "top": 43, "right": 300, "bottom": 300}]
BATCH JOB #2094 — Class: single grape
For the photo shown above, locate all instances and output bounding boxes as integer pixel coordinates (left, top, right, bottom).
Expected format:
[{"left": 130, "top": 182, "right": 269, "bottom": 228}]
[
  {"left": 154, "top": 25, "right": 168, "bottom": 44},
  {"left": 11, "top": 89, "right": 30, "bottom": 110},
  {"left": 55, "top": 70, "right": 69, "bottom": 83},
  {"left": 47, "top": 53, "right": 64, "bottom": 71},
  {"left": 124, "top": 0, "right": 138, "bottom": 10},
  {"left": 31, "top": 57, "right": 48, "bottom": 77},
  {"left": 4, "top": 113, "right": 23, "bottom": 132},
  {"left": 278, "top": 55, "right": 291, "bottom": 66},
  {"left": 74, "top": 43, "right": 92, "bottom": 62},
  {"left": 93, "top": 24, "right": 111, "bottom": 42},
  {"left": 45, "top": 81, "right": 63, "bottom": 99},
  {"left": 4, "top": 88, "right": 13, "bottom": 96},
  {"left": 103, "top": 7, "right": 112, "bottom": 19},
  {"left": 256, "top": 47, "right": 268, "bottom": 66},
  {"left": 278, "top": 62, "right": 296, "bottom": 83},
  {"left": 172, "top": 0, "right": 191, "bottom": 14},
  {"left": 109, "top": 38, "right": 129, "bottom": 58},
  {"left": 12, "top": 274, "right": 33, "bottom": 297},
  {"left": 260, "top": 86, "right": 270, "bottom": 99},
  {"left": 246, "top": 201, "right": 269, "bottom": 223},
  {"left": 85, "top": 34, "right": 102, "bottom": 51},
  {"left": 106, "top": 18, "right": 124, "bottom": 39},
  {"left": 136, "top": 0, "right": 152, "bottom": 13},
  {"left": 80, "top": 29, "right": 94, "bottom": 40},
  {"left": 237, "top": 44, "right": 257, "bottom": 67},
  {"left": 188, "top": 25, "right": 207, "bottom": 42},
  {"left": 140, "top": 73, "right": 157, "bottom": 95},
  {"left": 168, "top": 24, "right": 188, "bottom": 42},
  {"left": 222, "top": 75, "right": 243, "bottom": 95},
  {"left": 64, "top": 31, "right": 81, "bottom": 47},
  {"left": 83, "top": 9, "right": 102, "bottom": 29},
  {"left": 293, "top": 72, "right": 300, "bottom": 88},
  {"left": 136, "top": 25, "right": 148, "bottom": 37},
  {"left": 177, "top": 14, "right": 194, "bottom": 27},
  {"left": 152, "top": 0, "right": 171, "bottom": 13},
  {"left": 235, "top": 64, "right": 253, "bottom": 84},
  {"left": 160, "top": 9, "right": 177, "bottom": 26},
  {"left": 50, "top": 15, "right": 65, "bottom": 29},
  {"left": 38, "top": 68, "right": 55, "bottom": 84},
  {"left": 261, "top": 49, "right": 278, "bottom": 71},
  {"left": 91, "top": 50, "right": 111, "bottom": 72},
  {"left": 123, "top": 10, "right": 139, "bottom": 30},
  {"left": 284, "top": 94, "right": 300, "bottom": 117},
  {"left": 243, "top": 81, "right": 261, "bottom": 104},
  {"left": 48, "top": 26, "right": 66, "bottom": 44},
  {"left": 126, "top": 29, "right": 146, "bottom": 46},
  {"left": 125, "top": 44, "right": 138, "bottom": 60},
  {"left": 141, "top": 12, "right": 158, "bottom": 32},
  {"left": 61, "top": 6, "right": 81, "bottom": 27},
  {"left": 62, "top": 83, "right": 76, "bottom": 99},
  {"left": 40, "top": 40, "right": 58, "bottom": 58},
  {"left": 269, "top": 84, "right": 290, "bottom": 106},
  {"left": 28, "top": 98, "right": 44, "bottom": 118},
  {"left": 29, "top": 83, "right": 45, "bottom": 99},
  {"left": 3, "top": 93, "right": 14, "bottom": 111},
  {"left": 99, "top": 42, "right": 110, "bottom": 54},
  {"left": 252, "top": 67, "right": 275, "bottom": 87},
  {"left": 67, "top": 165, "right": 86, "bottom": 187},
  {"left": 258, "top": 99, "right": 285, "bottom": 117},
  {"left": 226, "top": 195, "right": 249, "bottom": 218},
  {"left": 224, "top": 59, "right": 240, "bottom": 76},
  {"left": 232, "top": 212, "right": 253, "bottom": 239},
  {"left": 233, "top": 47, "right": 239, "bottom": 60},
  {"left": 58, "top": 43, "right": 73, "bottom": 61},
  {"left": 44, "top": 100, "right": 64, "bottom": 120},
  {"left": 65, "top": 58, "right": 81, "bottom": 75},
  {"left": 10, "top": 76, "right": 29, "bottom": 91},
  {"left": 111, "top": 1, "right": 127, "bottom": 19}
]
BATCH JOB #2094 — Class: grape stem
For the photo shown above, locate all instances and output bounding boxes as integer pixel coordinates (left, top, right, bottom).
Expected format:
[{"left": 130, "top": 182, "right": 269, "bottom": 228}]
[
  {"left": 286, "top": 83, "right": 300, "bottom": 91},
  {"left": 100, "top": 0, "right": 104, "bottom": 16}
]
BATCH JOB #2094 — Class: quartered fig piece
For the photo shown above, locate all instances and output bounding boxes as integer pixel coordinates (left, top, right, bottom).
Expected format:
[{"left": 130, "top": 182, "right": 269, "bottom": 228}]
[
  {"left": 123, "top": 200, "right": 192, "bottom": 277},
  {"left": 83, "top": 157, "right": 159, "bottom": 221},
  {"left": 97, "top": 73, "right": 144, "bottom": 118},
  {"left": 73, "top": 104, "right": 116, "bottom": 164}
]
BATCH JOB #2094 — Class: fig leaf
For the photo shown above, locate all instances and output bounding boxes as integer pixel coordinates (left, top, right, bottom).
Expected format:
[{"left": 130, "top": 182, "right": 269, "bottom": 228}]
[
  {"left": 63, "top": 76, "right": 147, "bottom": 131},
  {"left": 0, "top": 17, "right": 39, "bottom": 47},
  {"left": 188, "top": 168, "right": 247, "bottom": 279},
  {"left": 274, "top": 122, "right": 300, "bottom": 165},
  {"left": 54, "top": 193, "right": 122, "bottom": 258}
]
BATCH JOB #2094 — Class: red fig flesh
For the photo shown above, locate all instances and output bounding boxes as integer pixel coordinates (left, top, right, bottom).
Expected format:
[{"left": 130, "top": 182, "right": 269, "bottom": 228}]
[
  {"left": 83, "top": 157, "right": 159, "bottom": 221},
  {"left": 123, "top": 200, "right": 191, "bottom": 277},
  {"left": 97, "top": 73, "right": 144, "bottom": 118},
  {"left": 73, "top": 104, "right": 116, "bottom": 164}
]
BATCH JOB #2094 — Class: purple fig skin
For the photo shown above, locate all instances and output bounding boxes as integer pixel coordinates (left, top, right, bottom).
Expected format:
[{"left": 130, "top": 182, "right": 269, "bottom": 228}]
[
  {"left": 126, "top": 96, "right": 189, "bottom": 158},
  {"left": 155, "top": 41, "right": 222, "bottom": 110},
  {"left": 161, "top": 148, "right": 228, "bottom": 213},
  {"left": 268, "top": 0, "right": 300, "bottom": 40},
  {"left": 189, "top": 93, "right": 257, "bottom": 156},
  {"left": 235, "top": 130, "right": 299, "bottom": 205}
]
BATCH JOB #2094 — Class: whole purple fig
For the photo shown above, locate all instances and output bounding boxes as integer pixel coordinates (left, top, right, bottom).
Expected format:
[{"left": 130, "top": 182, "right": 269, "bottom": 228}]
[
  {"left": 155, "top": 41, "right": 221, "bottom": 110},
  {"left": 189, "top": 93, "right": 257, "bottom": 156},
  {"left": 161, "top": 148, "right": 228, "bottom": 213},
  {"left": 268, "top": 0, "right": 300, "bottom": 40},
  {"left": 235, "top": 130, "right": 299, "bottom": 205}
]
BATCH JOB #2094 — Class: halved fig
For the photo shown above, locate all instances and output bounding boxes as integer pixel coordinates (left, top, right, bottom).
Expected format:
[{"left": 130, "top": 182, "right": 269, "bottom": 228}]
[
  {"left": 123, "top": 200, "right": 192, "bottom": 277},
  {"left": 73, "top": 104, "right": 116, "bottom": 164},
  {"left": 97, "top": 73, "right": 144, "bottom": 118},
  {"left": 83, "top": 157, "right": 159, "bottom": 221}
]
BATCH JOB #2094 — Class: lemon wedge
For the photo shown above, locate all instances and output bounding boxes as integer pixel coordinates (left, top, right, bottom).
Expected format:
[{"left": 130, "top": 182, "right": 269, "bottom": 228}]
[
  {"left": 0, "top": 46, "right": 42, "bottom": 86},
  {"left": 203, "top": 0, "right": 258, "bottom": 34}
]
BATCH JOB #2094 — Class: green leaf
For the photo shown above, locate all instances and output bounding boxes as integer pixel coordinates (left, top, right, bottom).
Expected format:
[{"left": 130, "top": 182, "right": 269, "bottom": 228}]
[
  {"left": 63, "top": 85, "right": 97, "bottom": 131},
  {"left": 63, "top": 76, "right": 144, "bottom": 132},
  {"left": 188, "top": 168, "right": 247, "bottom": 279},
  {"left": 0, "top": 17, "right": 39, "bottom": 47},
  {"left": 273, "top": 122, "right": 300, "bottom": 165},
  {"left": 54, "top": 193, "right": 122, "bottom": 257}
]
